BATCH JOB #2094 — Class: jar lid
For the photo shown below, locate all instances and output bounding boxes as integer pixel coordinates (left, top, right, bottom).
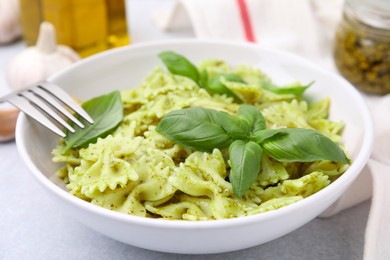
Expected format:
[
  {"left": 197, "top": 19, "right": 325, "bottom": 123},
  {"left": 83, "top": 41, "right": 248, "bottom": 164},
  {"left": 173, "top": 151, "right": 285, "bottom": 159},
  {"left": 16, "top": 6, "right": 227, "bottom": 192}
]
[{"left": 347, "top": 0, "right": 390, "bottom": 29}]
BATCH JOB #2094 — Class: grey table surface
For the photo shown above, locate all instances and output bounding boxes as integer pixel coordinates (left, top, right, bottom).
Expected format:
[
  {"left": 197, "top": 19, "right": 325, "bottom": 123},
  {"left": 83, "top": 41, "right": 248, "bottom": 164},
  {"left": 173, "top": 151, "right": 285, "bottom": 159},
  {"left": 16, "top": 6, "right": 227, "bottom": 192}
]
[{"left": 0, "top": 1, "right": 370, "bottom": 259}]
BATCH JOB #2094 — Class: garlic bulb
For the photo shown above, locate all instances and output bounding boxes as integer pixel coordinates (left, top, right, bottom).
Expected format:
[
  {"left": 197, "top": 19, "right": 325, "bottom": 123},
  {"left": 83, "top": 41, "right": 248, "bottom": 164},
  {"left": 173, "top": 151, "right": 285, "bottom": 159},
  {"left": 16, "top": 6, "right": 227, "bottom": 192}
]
[
  {"left": 6, "top": 22, "right": 80, "bottom": 90},
  {"left": 0, "top": 0, "right": 21, "bottom": 44}
]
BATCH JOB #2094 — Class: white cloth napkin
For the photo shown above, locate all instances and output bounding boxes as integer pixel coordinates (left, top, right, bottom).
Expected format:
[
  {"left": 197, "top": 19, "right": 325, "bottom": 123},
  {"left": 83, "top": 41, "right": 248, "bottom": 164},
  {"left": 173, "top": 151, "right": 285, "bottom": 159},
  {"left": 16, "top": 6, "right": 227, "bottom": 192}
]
[
  {"left": 152, "top": 0, "right": 390, "bottom": 258},
  {"left": 364, "top": 96, "right": 390, "bottom": 259},
  {"left": 153, "top": 0, "right": 344, "bottom": 71}
]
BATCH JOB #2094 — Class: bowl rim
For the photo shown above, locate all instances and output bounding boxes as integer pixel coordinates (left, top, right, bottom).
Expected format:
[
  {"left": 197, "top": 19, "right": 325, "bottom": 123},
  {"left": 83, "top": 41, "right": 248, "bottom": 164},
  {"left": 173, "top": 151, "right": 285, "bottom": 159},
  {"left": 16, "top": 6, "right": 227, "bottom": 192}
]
[{"left": 15, "top": 39, "right": 374, "bottom": 229}]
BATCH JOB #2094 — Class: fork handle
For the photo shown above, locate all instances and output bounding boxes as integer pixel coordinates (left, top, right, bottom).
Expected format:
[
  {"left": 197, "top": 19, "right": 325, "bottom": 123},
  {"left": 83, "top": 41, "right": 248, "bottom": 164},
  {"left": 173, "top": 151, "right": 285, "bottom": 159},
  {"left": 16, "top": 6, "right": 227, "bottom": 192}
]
[{"left": 0, "top": 81, "right": 43, "bottom": 103}]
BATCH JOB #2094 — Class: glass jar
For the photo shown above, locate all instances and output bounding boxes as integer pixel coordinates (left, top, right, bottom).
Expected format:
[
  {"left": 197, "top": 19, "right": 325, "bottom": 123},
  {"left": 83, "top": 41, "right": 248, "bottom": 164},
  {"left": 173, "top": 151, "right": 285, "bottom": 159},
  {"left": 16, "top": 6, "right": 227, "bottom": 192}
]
[
  {"left": 333, "top": 0, "right": 390, "bottom": 94},
  {"left": 19, "top": 0, "right": 130, "bottom": 58}
]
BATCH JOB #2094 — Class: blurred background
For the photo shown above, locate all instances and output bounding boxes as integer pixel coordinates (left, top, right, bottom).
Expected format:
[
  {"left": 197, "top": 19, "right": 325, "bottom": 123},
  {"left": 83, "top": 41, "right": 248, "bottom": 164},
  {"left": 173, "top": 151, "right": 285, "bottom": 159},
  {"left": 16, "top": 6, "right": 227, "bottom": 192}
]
[
  {"left": 2, "top": 0, "right": 389, "bottom": 97},
  {"left": 1, "top": 0, "right": 191, "bottom": 95},
  {"left": 0, "top": 0, "right": 192, "bottom": 140}
]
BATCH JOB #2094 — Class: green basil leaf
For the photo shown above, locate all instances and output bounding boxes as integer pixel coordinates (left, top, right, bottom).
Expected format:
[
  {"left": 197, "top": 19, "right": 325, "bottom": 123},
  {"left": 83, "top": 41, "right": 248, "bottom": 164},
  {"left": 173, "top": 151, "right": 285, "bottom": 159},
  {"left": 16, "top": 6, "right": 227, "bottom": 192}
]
[
  {"left": 207, "top": 73, "right": 243, "bottom": 101},
  {"left": 156, "top": 107, "right": 245, "bottom": 152},
  {"left": 199, "top": 70, "right": 209, "bottom": 89},
  {"left": 261, "top": 128, "right": 349, "bottom": 164},
  {"left": 237, "top": 105, "right": 266, "bottom": 134},
  {"left": 62, "top": 91, "right": 123, "bottom": 154},
  {"left": 262, "top": 81, "right": 313, "bottom": 95},
  {"left": 158, "top": 51, "right": 200, "bottom": 84},
  {"left": 251, "top": 129, "right": 285, "bottom": 143},
  {"left": 229, "top": 140, "right": 263, "bottom": 197},
  {"left": 222, "top": 115, "right": 252, "bottom": 141}
]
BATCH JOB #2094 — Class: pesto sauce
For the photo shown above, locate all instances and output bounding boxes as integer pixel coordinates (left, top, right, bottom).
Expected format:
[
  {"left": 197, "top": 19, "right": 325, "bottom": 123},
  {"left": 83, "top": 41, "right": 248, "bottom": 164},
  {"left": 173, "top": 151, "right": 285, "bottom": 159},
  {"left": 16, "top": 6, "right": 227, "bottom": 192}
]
[{"left": 334, "top": 11, "right": 390, "bottom": 94}]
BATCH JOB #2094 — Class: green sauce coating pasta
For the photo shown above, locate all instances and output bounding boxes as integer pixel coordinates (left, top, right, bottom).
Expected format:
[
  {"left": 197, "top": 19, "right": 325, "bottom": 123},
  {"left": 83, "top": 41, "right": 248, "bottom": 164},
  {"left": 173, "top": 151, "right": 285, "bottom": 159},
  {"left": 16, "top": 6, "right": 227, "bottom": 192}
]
[{"left": 52, "top": 60, "right": 348, "bottom": 220}]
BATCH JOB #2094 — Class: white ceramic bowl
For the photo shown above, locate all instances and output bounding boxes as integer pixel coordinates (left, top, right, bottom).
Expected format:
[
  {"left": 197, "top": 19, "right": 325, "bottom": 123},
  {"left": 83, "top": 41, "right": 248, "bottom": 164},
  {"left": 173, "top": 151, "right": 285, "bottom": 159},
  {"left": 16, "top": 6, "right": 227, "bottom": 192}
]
[{"left": 16, "top": 40, "right": 373, "bottom": 254}]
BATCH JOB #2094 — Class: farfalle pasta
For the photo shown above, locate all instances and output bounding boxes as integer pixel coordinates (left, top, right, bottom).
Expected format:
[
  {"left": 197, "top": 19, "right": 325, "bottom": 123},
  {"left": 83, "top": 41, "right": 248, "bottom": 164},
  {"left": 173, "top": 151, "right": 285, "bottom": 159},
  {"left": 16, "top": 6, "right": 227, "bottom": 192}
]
[{"left": 52, "top": 58, "right": 348, "bottom": 220}]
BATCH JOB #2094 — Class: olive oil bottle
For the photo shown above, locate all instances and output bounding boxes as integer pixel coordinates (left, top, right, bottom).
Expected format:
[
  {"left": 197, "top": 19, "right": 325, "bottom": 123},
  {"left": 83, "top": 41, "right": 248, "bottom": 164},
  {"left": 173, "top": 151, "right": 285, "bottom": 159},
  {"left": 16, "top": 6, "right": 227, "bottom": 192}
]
[{"left": 19, "top": 0, "right": 130, "bottom": 57}]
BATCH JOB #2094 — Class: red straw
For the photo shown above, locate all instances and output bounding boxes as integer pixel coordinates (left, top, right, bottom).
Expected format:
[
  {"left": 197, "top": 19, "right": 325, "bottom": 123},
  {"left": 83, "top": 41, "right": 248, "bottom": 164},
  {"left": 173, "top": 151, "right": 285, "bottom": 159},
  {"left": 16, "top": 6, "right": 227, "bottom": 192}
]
[{"left": 236, "top": 0, "right": 256, "bottom": 42}]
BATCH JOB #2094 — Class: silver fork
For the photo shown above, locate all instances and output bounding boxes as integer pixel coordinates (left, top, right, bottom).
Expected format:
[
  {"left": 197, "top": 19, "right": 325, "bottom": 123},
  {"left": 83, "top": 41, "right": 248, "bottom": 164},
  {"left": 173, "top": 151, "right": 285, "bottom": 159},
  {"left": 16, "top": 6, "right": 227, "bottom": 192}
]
[{"left": 0, "top": 81, "right": 94, "bottom": 137}]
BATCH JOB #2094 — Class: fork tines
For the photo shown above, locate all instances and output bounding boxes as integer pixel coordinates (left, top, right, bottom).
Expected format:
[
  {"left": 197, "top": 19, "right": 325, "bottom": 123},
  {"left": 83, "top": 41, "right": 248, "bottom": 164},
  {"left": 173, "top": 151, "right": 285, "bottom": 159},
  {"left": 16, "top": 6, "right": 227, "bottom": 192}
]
[{"left": 0, "top": 81, "right": 94, "bottom": 137}]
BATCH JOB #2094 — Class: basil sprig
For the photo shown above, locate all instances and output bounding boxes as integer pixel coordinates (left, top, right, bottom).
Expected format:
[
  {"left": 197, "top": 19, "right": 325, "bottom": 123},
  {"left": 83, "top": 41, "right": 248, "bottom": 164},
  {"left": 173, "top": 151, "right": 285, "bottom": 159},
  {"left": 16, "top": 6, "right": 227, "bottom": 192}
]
[
  {"left": 159, "top": 51, "right": 312, "bottom": 97},
  {"left": 62, "top": 91, "right": 123, "bottom": 154},
  {"left": 156, "top": 105, "right": 349, "bottom": 197},
  {"left": 158, "top": 51, "right": 242, "bottom": 101}
]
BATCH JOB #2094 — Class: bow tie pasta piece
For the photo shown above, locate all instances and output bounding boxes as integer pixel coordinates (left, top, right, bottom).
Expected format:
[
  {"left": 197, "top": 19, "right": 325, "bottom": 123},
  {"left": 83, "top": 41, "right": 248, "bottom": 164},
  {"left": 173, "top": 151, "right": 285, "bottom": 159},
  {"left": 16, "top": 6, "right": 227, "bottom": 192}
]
[
  {"left": 119, "top": 170, "right": 177, "bottom": 217},
  {"left": 91, "top": 182, "right": 137, "bottom": 211},
  {"left": 258, "top": 171, "right": 330, "bottom": 203},
  {"left": 52, "top": 145, "right": 81, "bottom": 166},
  {"left": 166, "top": 149, "right": 251, "bottom": 219},
  {"left": 66, "top": 135, "right": 142, "bottom": 198},
  {"left": 261, "top": 99, "right": 312, "bottom": 129},
  {"left": 145, "top": 194, "right": 214, "bottom": 220},
  {"left": 138, "top": 67, "right": 199, "bottom": 92},
  {"left": 169, "top": 166, "right": 220, "bottom": 198},
  {"left": 209, "top": 194, "right": 247, "bottom": 219},
  {"left": 93, "top": 156, "right": 177, "bottom": 217},
  {"left": 183, "top": 149, "right": 232, "bottom": 192},
  {"left": 145, "top": 201, "right": 209, "bottom": 221},
  {"left": 303, "top": 160, "right": 349, "bottom": 181},
  {"left": 113, "top": 148, "right": 177, "bottom": 216},
  {"left": 247, "top": 196, "right": 303, "bottom": 215},
  {"left": 255, "top": 155, "right": 289, "bottom": 187},
  {"left": 121, "top": 67, "right": 211, "bottom": 117},
  {"left": 169, "top": 149, "right": 232, "bottom": 198},
  {"left": 221, "top": 79, "right": 262, "bottom": 104},
  {"left": 145, "top": 194, "right": 247, "bottom": 220},
  {"left": 307, "top": 98, "right": 345, "bottom": 143},
  {"left": 198, "top": 59, "right": 231, "bottom": 76}
]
